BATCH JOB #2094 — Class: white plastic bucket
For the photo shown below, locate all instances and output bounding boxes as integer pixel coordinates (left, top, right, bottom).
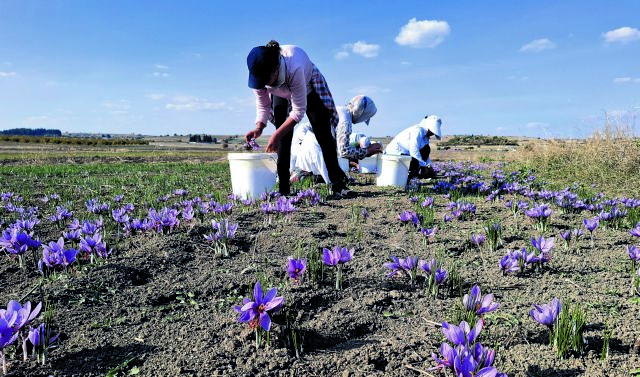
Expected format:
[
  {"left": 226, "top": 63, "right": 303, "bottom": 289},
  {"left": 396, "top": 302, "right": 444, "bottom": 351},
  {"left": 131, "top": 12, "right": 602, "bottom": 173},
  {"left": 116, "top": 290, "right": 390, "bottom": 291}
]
[
  {"left": 376, "top": 155, "right": 412, "bottom": 187},
  {"left": 227, "top": 153, "right": 278, "bottom": 199},
  {"left": 338, "top": 158, "right": 351, "bottom": 174},
  {"left": 359, "top": 155, "right": 379, "bottom": 174}
]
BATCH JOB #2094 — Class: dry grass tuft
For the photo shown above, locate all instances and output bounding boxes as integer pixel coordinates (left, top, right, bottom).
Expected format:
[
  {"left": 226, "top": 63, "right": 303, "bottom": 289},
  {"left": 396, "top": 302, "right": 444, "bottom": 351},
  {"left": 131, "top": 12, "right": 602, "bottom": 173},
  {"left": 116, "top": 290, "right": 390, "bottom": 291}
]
[{"left": 516, "top": 124, "right": 640, "bottom": 196}]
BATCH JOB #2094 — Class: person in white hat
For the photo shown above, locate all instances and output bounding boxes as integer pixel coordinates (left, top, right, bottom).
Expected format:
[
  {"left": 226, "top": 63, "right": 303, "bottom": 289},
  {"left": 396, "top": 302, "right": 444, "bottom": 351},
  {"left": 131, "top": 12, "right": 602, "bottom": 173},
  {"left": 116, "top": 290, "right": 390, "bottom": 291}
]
[
  {"left": 288, "top": 96, "right": 379, "bottom": 187},
  {"left": 384, "top": 115, "right": 442, "bottom": 179}
]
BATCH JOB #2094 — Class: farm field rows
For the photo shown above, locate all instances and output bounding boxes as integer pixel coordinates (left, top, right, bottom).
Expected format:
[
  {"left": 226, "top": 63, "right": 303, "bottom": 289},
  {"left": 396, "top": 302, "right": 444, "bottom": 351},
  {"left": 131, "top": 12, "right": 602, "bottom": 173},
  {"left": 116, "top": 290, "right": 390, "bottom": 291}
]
[{"left": 1, "top": 147, "right": 639, "bottom": 376}]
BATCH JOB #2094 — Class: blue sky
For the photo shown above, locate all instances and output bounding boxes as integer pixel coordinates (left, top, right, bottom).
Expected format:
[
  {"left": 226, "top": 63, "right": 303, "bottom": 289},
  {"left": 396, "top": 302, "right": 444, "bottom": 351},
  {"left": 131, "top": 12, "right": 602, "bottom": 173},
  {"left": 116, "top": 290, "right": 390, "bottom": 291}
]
[{"left": 1, "top": 0, "right": 639, "bottom": 138}]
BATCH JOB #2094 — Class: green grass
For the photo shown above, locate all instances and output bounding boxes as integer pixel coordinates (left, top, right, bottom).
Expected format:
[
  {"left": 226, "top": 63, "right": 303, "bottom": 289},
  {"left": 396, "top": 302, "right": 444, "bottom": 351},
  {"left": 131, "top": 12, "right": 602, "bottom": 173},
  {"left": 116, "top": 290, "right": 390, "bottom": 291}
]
[{"left": 0, "top": 161, "right": 232, "bottom": 211}]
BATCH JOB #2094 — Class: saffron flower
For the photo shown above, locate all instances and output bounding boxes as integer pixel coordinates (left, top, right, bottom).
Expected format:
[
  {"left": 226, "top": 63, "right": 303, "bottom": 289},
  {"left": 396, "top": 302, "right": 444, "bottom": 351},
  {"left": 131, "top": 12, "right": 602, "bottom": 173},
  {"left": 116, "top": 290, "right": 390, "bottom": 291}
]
[
  {"left": 0, "top": 300, "right": 42, "bottom": 331},
  {"left": 471, "top": 233, "right": 486, "bottom": 248},
  {"left": 287, "top": 257, "right": 306, "bottom": 282},
  {"left": 530, "top": 297, "right": 561, "bottom": 329},
  {"left": 323, "top": 246, "right": 354, "bottom": 289},
  {"left": 420, "top": 227, "right": 437, "bottom": 243},
  {"left": 384, "top": 256, "right": 403, "bottom": 277},
  {"left": 234, "top": 281, "right": 284, "bottom": 332},
  {"left": 583, "top": 217, "right": 599, "bottom": 233},
  {"left": 463, "top": 285, "right": 499, "bottom": 316},
  {"left": 441, "top": 319, "right": 484, "bottom": 346},
  {"left": 398, "top": 210, "right": 419, "bottom": 226},
  {"left": 243, "top": 138, "right": 261, "bottom": 151},
  {"left": 28, "top": 322, "right": 60, "bottom": 351},
  {"left": 322, "top": 246, "right": 353, "bottom": 266},
  {"left": 530, "top": 236, "right": 555, "bottom": 254}
]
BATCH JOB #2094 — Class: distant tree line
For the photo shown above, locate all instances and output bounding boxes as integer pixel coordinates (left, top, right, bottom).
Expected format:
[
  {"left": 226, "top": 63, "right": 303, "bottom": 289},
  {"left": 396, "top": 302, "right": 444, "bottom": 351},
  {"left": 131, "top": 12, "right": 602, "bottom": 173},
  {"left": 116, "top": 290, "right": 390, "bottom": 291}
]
[
  {"left": 189, "top": 134, "right": 218, "bottom": 143},
  {"left": 0, "top": 128, "right": 62, "bottom": 136},
  {"left": 0, "top": 135, "right": 148, "bottom": 145},
  {"left": 438, "top": 135, "right": 519, "bottom": 146}
]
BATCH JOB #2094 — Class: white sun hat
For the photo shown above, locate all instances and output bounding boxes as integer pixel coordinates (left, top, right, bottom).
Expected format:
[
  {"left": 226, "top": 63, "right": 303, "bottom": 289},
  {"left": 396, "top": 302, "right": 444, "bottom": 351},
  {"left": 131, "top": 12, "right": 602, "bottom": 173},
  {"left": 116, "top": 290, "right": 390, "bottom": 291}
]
[{"left": 420, "top": 115, "right": 442, "bottom": 140}]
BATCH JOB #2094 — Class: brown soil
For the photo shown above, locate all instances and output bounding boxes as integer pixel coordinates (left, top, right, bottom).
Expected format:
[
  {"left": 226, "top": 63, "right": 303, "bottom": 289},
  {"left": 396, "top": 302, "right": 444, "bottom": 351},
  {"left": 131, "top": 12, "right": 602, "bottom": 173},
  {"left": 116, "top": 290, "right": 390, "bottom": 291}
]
[{"left": 2, "top": 175, "right": 640, "bottom": 377}]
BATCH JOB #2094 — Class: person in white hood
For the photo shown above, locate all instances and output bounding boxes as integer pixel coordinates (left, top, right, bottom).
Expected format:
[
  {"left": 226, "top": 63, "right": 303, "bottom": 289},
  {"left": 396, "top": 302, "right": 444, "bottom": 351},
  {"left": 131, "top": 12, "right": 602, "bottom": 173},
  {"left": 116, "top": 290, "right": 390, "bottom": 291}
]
[
  {"left": 290, "top": 95, "right": 378, "bottom": 185},
  {"left": 384, "top": 115, "right": 442, "bottom": 179}
]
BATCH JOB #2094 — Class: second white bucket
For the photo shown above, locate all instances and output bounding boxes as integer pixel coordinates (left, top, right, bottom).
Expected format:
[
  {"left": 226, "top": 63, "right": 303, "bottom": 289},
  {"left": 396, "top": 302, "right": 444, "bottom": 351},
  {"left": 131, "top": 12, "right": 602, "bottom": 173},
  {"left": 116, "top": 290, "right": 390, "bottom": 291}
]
[
  {"left": 227, "top": 153, "right": 278, "bottom": 200},
  {"left": 376, "top": 155, "right": 412, "bottom": 187},
  {"left": 338, "top": 158, "right": 351, "bottom": 174},
  {"left": 359, "top": 154, "right": 379, "bottom": 174}
]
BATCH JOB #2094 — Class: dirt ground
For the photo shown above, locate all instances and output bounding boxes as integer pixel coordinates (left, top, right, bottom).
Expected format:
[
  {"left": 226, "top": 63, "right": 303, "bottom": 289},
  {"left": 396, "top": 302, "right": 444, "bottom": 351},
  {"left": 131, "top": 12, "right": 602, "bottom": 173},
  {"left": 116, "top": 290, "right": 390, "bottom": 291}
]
[{"left": 2, "top": 162, "right": 640, "bottom": 376}]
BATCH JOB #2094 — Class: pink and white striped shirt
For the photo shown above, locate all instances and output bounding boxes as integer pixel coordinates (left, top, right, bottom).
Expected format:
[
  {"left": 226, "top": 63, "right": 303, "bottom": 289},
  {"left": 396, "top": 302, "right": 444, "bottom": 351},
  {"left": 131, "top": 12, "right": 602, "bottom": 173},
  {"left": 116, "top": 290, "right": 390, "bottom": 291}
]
[{"left": 253, "top": 45, "right": 315, "bottom": 126}]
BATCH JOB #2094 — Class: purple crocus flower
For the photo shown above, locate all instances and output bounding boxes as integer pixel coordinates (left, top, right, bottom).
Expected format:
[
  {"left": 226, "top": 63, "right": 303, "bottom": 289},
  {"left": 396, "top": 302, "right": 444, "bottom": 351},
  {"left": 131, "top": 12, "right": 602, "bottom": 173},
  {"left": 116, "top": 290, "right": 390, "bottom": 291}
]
[
  {"left": 243, "top": 138, "right": 261, "bottom": 151},
  {"left": 454, "top": 354, "right": 498, "bottom": 377},
  {"left": 629, "top": 225, "right": 640, "bottom": 238},
  {"left": 398, "top": 210, "right": 417, "bottom": 224},
  {"left": 572, "top": 228, "right": 583, "bottom": 239},
  {"left": 434, "top": 268, "right": 448, "bottom": 285},
  {"left": 1, "top": 317, "right": 19, "bottom": 353},
  {"left": 384, "top": 256, "right": 403, "bottom": 277},
  {"left": 499, "top": 254, "right": 519, "bottom": 274},
  {"left": 234, "top": 281, "right": 284, "bottom": 331},
  {"left": 530, "top": 298, "right": 562, "bottom": 328},
  {"left": 627, "top": 245, "right": 640, "bottom": 262},
  {"left": 0, "top": 301, "right": 42, "bottom": 331},
  {"left": 322, "top": 246, "right": 354, "bottom": 266},
  {"left": 583, "top": 217, "right": 599, "bottom": 233},
  {"left": 463, "top": 285, "right": 499, "bottom": 315},
  {"left": 431, "top": 342, "right": 457, "bottom": 370},
  {"left": 287, "top": 257, "right": 306, "bottom": 281},
  {"left": 28, "top": 323, "right": 59, "bottom": 348},
  {"left": 419, "top": 258, "right": 437, "bottom": 275},
  {"left": 559, "top": 230, "right": 571, "bottom": 241},
  {"left": 471, "top": 233, "right": 486, "bottom": 247},
  {"left": 420, "top": 227, "right": 437, "bottom": 240},
  {"left": 421, "top": 197, "right": 434, "bottom": 208},
  {"left": 441, "top": 319, "right": 484, "bottom": 346},
  {"left": 531, "top": 236, "right": 555, "bottom": 254},
  {"left": 63, "top": 229, "right": 81, "bottom": 242}
]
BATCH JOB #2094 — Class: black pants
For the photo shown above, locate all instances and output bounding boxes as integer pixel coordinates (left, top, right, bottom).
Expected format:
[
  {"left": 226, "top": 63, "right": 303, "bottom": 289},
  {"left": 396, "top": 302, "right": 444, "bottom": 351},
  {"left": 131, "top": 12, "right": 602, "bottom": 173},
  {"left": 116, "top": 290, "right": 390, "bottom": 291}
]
[
  {"left": 408, "top": 145, "right": 431, "bottom": 179},
  {"left": 273, "top": 91, "right": 347, "bottom": 195}
]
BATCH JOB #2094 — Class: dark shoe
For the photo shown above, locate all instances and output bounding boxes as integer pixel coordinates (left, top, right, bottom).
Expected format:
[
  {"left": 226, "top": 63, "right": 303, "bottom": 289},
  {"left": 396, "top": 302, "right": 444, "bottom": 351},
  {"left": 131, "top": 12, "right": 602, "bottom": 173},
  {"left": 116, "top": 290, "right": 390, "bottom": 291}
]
[{"left": 330, "top": 188, "right": 357, "bottom": 199}]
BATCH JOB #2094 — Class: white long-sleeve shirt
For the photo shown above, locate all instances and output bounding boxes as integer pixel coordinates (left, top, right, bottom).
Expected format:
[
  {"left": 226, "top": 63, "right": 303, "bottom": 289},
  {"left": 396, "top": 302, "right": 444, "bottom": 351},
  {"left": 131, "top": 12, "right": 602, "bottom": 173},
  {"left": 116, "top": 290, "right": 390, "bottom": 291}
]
[
  {"left": 253, "top": 45, "right": 314, "bottom": 126},
  {"left": 384, "top": 125, "right": 431, "bottom": 167}
]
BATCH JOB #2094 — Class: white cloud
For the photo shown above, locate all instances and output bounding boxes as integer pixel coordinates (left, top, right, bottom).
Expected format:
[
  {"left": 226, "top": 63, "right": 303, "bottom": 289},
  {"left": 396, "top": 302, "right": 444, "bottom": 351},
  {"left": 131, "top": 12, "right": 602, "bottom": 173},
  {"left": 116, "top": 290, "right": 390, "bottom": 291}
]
[
  {"left": 613, "top": 77, "right": 640, "bottom": 84},
  {"left": 395, "top": 18, "right": 450, "bottom": 48},
  {"left": 154, "top": 64, "right": 169, "bottom": 70},
  {"left": 603, "top": 26, "right": 640, "bottom": 43},
  {"left": 0, "top": 71, "right": 17, "bottom": 77},
  {"left": 335, "top": 41, "right": 380, "bottom": 59},
  {"left": 400, "top": 61, "right": 411, "bottom": 65},
  {"left": 351, "top": 41, "right": 380, "bottom": 58},
  {"left": 165, "top": 96, "right": 231, "bottom": 112},
  {"left": 335, "top": 51, "right": 350, "bottom": 60},
  {"left": 152, "top": 72, "right": 169, "bottom": 78},
  {"left": 146, "top": 93, "right": 165, "bottom": 100},
  {"left": 526, "top": 122, "right": 549, "bottom": 129},
  {"left": 520, "top": 38, "right": 556, "bottom": 53}
]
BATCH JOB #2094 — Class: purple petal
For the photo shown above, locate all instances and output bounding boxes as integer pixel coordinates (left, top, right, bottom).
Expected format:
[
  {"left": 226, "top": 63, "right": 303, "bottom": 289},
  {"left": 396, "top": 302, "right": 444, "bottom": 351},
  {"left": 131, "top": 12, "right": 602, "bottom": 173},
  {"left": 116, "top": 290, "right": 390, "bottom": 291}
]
[
  {"left": 253, "top": 281, "right": 263, "bottom": 304},
  {"left": 262, "top": 296, "right": 284, "bottom": 312},
  {"left": 259, "top": 312, "right": 271, "bottom": 331}
]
